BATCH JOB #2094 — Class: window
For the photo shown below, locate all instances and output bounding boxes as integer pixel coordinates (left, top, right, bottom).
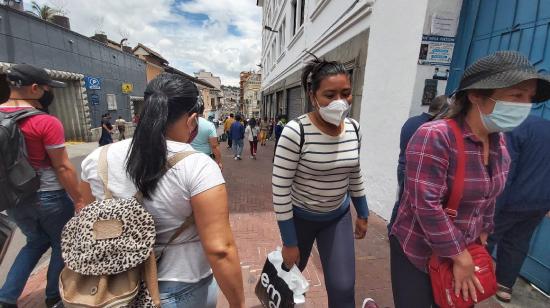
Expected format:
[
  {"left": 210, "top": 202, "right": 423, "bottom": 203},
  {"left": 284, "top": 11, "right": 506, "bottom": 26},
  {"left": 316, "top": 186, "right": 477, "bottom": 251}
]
[
  {"left": 291, "top": 0, "right": 297, "bottom": 36},
  {"left": 271, "top": 40, "right": 276, "bottom": 66},
  {"left": 278, "top": 20, "right": 286, "bottom": 55},
  {"left": 300, "top": 0, "right": 306, "bottom": 26},
  {"left": 106, "top": 94, "right": 117, "bottom": 110}
]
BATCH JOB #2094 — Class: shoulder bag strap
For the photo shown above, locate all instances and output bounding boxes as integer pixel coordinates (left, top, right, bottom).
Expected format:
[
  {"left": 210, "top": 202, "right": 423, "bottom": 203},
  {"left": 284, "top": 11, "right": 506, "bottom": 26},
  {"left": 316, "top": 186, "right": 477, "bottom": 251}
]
[
  {"left": 156, "top": 150, "right": 198, "bottom": 262},
  {"left": 444, "top": 119, "right": 466, "bottom": 218},
  {"left": 97, "top": 144, "right": 113, "bottom": 199}
]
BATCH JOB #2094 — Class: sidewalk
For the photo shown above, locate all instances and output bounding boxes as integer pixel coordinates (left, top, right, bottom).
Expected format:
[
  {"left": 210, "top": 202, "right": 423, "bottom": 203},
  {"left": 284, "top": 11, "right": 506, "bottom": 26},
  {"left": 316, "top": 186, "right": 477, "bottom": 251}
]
[{"left": 15, "top": 140, "right": 546, "bottom": 307}]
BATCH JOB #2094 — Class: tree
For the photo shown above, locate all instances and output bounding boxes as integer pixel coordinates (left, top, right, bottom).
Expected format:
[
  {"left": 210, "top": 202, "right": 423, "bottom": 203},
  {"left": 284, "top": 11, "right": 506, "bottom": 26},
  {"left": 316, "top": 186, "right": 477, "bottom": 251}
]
[{"left": 31, "top": 1, "right": 61, "bottom": 21}]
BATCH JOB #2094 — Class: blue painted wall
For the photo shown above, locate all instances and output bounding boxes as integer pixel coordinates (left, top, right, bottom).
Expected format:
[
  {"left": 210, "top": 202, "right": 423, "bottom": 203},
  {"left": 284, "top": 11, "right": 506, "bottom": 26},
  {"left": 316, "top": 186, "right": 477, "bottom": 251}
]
[{"left": 0, "top": 5, "right": 147, "bottom": 127}]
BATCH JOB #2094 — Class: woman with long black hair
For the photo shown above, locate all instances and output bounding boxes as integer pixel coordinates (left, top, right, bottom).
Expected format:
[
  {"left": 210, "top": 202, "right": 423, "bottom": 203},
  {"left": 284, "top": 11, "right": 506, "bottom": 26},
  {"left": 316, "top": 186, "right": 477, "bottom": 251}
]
[{"left": 79, "top": 73, "right": 245, "bottom": 308}]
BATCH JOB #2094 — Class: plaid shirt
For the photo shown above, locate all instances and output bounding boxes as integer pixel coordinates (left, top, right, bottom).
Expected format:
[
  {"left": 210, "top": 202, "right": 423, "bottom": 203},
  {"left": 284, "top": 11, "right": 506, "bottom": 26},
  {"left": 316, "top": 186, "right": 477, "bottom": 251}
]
[{"left": 391, "top": 119, "right": 510, "bottom": 272}]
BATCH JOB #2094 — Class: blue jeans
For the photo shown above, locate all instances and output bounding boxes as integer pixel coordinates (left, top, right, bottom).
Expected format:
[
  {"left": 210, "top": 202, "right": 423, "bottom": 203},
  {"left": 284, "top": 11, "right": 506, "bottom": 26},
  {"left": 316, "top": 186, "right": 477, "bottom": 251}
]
[
  {"left": 158, "top": 274, "right": 218, "bottom": 308},
  {"left": 0, "top": 190, "right": 74, "bottom": 304},
  {"left": 232, "top": 139, "right": 243, "bottom": 157}
]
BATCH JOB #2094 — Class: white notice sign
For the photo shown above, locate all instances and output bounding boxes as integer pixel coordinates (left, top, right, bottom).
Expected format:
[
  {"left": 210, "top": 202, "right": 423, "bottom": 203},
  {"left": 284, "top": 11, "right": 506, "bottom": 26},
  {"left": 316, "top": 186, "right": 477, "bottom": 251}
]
[{"left": 431, "top": 13, "right": 458, "bottom": 37}]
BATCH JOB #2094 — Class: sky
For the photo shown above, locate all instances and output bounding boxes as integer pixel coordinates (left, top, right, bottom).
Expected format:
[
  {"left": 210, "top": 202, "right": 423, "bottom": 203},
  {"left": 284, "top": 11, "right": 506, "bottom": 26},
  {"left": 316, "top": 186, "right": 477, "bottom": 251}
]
[{"left": 28, "top": 0, "right": 262, "bottom": 86}]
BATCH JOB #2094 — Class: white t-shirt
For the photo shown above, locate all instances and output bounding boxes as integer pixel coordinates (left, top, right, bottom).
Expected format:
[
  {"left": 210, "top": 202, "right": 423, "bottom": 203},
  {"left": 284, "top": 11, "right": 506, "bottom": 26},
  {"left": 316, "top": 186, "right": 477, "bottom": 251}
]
[
  {"left": 245, "top": 125, "right": 260, "bottom": 142},
  {"left": 81, "top": 139, "right": 225, "bottom": 282}
]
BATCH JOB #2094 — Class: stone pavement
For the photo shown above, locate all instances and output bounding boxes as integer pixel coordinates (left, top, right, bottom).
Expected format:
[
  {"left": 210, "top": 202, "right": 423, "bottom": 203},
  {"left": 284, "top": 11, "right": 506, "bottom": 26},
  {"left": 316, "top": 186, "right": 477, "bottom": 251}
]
[{"left": 13, "top": 140, "right": 547, "bottom": 307}]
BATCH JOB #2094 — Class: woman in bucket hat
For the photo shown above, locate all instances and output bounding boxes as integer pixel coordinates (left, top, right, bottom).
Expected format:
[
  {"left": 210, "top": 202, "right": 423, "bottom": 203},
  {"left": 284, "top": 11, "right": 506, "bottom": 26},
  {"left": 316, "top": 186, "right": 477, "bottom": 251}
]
[
  {"left": 79, "top": 73, "right": 245, "bottom": 308},
  {"left": 389, "top": 51, "right": 550, "bottom": 307}
]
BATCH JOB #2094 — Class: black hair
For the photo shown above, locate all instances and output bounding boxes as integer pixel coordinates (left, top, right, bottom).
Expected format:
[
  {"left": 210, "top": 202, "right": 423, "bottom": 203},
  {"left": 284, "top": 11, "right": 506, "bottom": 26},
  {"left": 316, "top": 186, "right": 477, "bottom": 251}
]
[
  {"left": 301, "top": 55, "right": 349, "bottom": 104},
  {"left": 126, "top": 73, "right": 200, "bottom": 199},
  {"left": 235, "top": 114, "right": 242, "bottom": 121},
  {"left": 428, "top": 95, "right": 447, "bottom": 114},
  {"left": 249, "top": 118, "right": 257, "bottom": 128},
  {"left": 230, "top": 113, "right": 234, "bottom": 117}
]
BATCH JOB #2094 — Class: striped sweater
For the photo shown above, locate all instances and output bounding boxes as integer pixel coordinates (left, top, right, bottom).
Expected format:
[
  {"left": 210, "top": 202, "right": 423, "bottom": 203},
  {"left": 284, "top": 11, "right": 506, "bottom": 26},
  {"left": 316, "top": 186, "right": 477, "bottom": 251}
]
[{"left": 272, "top": 115, "right": 369, "bottom": 245}]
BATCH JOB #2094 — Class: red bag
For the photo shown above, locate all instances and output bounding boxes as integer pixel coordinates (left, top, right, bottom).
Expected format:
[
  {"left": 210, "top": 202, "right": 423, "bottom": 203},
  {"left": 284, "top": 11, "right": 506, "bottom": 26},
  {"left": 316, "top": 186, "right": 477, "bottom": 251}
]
[{"left": 428, "top": 120, "right": 497, "bottom": 308}]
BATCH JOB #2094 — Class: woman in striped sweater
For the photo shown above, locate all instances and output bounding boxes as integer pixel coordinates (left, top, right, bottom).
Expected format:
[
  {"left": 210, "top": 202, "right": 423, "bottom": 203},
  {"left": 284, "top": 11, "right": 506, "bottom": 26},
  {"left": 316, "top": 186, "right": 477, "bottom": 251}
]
[{"left": 272, "top": 58, "right": 371, "bottom": 308}]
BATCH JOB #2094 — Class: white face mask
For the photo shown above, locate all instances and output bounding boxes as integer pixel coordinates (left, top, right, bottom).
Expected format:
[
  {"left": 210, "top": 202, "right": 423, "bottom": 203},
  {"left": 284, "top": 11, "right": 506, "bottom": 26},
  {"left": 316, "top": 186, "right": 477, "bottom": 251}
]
[{"left": 315, "top": 98, "right": 350, "bottom": 126}]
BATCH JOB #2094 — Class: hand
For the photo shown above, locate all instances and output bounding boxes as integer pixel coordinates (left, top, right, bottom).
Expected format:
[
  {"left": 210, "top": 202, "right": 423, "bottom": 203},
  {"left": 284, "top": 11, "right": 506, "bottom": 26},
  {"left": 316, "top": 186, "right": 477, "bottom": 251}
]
[
  {"left": 354, "top": 217, "right": 368, "bottom": 239},
  {"left": 74, "top": 201, "right": 86, "bottom": 213},
  {"left": 452, "top": 250, "right": 485, "bottom": 303},
  {"left": 281, "top": 245, "right": 300, "bottom": 269},
  {"left": 479, "top": 232, "right": 489, "bottom": 246}
]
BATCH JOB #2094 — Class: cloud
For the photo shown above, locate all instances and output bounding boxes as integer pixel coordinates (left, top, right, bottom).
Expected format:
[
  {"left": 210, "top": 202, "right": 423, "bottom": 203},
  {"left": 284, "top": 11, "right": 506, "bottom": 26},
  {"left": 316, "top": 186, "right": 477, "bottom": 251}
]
[{"left": 29, "top": 0, "right": 262, "bottom": 86}]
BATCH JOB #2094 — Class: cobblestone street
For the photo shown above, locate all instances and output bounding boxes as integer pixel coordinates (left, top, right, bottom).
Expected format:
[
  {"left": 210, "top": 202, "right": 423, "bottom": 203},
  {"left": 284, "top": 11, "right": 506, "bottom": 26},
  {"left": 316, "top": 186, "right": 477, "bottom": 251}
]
[{"left": 16, "top": 140, "right": 513, "bottom": 308}]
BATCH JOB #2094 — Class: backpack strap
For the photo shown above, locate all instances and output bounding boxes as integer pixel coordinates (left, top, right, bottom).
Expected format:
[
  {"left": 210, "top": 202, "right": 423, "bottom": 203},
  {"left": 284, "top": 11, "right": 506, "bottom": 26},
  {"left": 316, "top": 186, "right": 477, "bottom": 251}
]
[
  {"left": 156, "top": 151, "right": 198, "bottom": 262},
  {"left": 296, "top": 117, "right": 305, "bottom": 154},
  {"left": 348, "top": 118, "right": 360, "bottom": 141},
  {"left": 97, "top": 144, "right": 113, "bottom": 199},
  {"left": 0, "top": 109, "right": 45, "bottom": 122},
  {"left": 444, "top": 119, "right": 466, "bottom": 219}
]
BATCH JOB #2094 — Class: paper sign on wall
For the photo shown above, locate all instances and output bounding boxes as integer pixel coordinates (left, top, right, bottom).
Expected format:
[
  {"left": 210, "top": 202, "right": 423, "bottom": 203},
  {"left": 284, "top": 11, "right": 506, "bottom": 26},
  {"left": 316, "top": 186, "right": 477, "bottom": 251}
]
[{"left": 431, "top": 13, "right": 458, "bottom": 37}]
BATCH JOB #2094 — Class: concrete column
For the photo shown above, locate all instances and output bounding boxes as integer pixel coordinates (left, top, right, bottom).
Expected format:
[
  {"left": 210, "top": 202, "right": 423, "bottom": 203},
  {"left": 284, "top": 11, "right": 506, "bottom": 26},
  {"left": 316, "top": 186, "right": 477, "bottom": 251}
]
[{"left": 359, "top": 0, "right": 429, "bottom": 219}]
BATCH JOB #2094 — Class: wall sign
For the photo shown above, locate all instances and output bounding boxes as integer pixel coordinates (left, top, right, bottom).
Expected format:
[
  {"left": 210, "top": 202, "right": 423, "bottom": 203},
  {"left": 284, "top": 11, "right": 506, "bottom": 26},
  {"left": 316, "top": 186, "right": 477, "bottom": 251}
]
[
  {"left": 431, "top": 13, "right": 458, "bottom": 37},
  {"left": 418, "top": 35, "right": 455, "bottom": 66},
  {"left": 89, "top": 93, "right": 100, "bottom": 105},
  {"left": 122, "top": 83, "right": 133, "bottom": 94},
  {"left": 422, "top": 79, "right": 438, "bottom": 106},
  {"left": 84, "top": 76, "right": 101, "bottom": 90}
]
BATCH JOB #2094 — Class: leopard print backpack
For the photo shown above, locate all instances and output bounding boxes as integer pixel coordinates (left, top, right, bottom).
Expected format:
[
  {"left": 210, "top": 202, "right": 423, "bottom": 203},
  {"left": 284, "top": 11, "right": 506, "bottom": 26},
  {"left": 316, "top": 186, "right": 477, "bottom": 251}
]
[{"left": 59, "top": 144, "right": 196, "bottom": 307}]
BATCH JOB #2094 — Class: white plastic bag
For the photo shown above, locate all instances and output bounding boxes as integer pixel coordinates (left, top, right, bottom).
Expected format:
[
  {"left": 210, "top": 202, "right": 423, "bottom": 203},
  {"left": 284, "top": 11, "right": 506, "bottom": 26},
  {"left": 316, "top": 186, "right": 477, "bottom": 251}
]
[
  {"left": 255, "top": 248, "right": 310, "bottom": 307},
  {"left": 267, "top": 248, "right": 309, "bottom": 304}
]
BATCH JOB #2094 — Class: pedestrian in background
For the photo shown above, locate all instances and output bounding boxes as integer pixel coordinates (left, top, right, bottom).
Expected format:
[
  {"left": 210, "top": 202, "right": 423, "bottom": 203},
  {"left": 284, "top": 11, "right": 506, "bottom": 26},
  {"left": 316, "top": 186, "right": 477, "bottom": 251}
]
[
  {"left": 274, "top": 114, "right": 286, "bottom": 145},
  {"left": 245, "top": 117, "right": 260, "bottom": 159},
  {"left": 79, "top": 73, "right": 245, "bottom": 308},
  {"left": 99, "top": 113, "right": 113, "bottom": 146},
  {"left": 224, "top": 113, "right": 235, "bottom": 149},
  {"left": 390, "top": 51, "right": 550, "bottom": 307},
  {"left": 0, "top": 64, "right": 83, "bottom": 308},
  {"left": 259, "top": 116, "right": 269, "bottom": 146},
  {"left": 387, "top": 95, "right": 447, "bottom": 233},
  {"left": 487, "top": 115, "right": 550, "bottom": 303},
  {"left": 0, "top": 73, "right": 9, "bottom": 103},
  {"left": 229, "top": 114, "right": 244, "bottom": 160},
  {"left": 191, "top": 104, "right": 223, "bottom": 170},
  {"left": 115, "top": 116, "right": 126, "bottom": 141},
  {"left": 268, "top": 118, "right": 275, "bottom": 140},
  {"left": 272, "top": 58, "right": 371, "bottom": 308}
]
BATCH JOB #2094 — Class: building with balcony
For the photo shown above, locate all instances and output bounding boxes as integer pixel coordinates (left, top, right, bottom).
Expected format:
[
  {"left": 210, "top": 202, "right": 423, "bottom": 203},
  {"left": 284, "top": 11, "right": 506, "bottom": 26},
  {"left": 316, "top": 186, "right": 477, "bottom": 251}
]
[
  {"left": 196, "top": 71, "right": 223, "bottom": 119},
  {"left": 243, "top": 72, "right": 262, "bottom": 118}
]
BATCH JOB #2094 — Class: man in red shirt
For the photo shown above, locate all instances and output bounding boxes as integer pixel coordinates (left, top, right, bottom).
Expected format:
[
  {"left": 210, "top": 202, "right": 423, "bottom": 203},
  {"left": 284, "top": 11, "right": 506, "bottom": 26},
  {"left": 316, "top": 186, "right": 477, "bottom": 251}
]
[{"left": 0, "top": 64, "right": 83, "bottom": 308}]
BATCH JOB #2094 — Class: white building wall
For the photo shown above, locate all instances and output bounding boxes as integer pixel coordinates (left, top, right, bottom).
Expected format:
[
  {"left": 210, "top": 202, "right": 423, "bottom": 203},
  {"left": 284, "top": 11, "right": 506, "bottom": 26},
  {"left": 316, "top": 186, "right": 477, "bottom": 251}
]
[
  {"left": 261, "top": 0, "right": 374, "bottom": 90},
  {"left": 360, "top": 0, "right": 462, "bottom": 220}
]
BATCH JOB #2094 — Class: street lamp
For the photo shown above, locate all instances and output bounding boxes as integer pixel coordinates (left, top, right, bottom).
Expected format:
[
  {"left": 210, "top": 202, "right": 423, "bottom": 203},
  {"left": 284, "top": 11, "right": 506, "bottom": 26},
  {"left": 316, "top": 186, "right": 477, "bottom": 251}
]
[{"left": 264, "top": 25, "right": 278, "bottom": 33}]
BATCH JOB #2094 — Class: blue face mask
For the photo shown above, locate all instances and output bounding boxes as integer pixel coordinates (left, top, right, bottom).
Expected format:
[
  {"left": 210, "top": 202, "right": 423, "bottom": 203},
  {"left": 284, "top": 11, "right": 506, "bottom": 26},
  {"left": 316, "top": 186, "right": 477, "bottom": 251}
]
[{"left": 479, "top": 98, "right": 532, "bottom": 133}]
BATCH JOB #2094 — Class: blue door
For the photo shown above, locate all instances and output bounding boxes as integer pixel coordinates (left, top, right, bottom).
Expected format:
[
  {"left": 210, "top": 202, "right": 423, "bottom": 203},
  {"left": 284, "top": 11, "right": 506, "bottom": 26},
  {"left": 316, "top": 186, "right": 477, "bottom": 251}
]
[
  {"left": 447, "top": 0, "right": 550, "bottom": 119},
  {"left": 449, "top": 0, "right": 550, "bottom": 293}
]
